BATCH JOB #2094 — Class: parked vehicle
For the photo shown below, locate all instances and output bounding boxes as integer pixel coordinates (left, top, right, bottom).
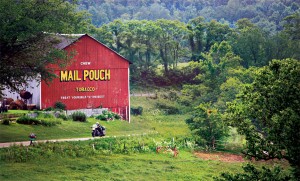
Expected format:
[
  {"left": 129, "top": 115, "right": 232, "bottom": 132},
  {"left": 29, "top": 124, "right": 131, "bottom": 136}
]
[{"left": 91, "top": 122, "right": 106, "bottom": 137}]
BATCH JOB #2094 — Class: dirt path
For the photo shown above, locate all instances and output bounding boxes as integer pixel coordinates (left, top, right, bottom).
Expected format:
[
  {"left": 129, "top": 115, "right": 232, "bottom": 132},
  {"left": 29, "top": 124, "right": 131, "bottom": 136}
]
[
  {"left": 0, "top": 137, "right": 105, "bottom": 148},
  {"left": 0, "top": 133, "right": 153, "bottom": 148},
  {"left": 194, "top": 151, "right": 245, "bottom": 162}
]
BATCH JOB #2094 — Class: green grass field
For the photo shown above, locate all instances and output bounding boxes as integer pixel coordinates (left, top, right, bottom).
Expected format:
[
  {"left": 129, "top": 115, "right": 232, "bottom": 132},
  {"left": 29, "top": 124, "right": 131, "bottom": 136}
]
[
  {"left": 0, "top": 97, "right": 190, "bottom": 143},
  {"left": 0, "top": 96, "right": 288, "bottom": 180},
  {"left": 0, "top": 151, "right": 245, "bottom": 181}
]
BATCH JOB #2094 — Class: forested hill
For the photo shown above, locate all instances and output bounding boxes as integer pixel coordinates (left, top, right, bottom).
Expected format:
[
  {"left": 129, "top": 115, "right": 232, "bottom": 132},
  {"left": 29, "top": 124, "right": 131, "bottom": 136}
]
[{"left": 78, "top": 0, "right": 299, "bottom": 33}]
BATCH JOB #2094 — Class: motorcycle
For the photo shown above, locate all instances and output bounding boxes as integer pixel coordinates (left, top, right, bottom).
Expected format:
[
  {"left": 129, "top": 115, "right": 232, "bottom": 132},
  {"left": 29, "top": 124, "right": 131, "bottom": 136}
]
[{"left": 91, "top": 125, "right": 106, "bottom": 137}]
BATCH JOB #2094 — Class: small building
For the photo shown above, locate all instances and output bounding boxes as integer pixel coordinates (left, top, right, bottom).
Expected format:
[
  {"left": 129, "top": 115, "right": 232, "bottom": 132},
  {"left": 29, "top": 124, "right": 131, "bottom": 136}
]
[{"left": 2, "top": 34, "right": 131, "bottom": 121}]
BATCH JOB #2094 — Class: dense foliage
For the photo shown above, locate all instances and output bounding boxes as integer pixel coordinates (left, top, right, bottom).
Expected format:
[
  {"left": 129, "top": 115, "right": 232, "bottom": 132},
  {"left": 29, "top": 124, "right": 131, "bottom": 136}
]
[
  {"left": 186, "top": 103, "right": 228, "bottom": 150},
  {"left": 78, "top": 0, "right": 299, "bottom": 33},
  {"left": 93, "top": 13, "right": 300, "bottom": 87},
  {"left": 0, "top": 0, "right": 91, "bottom": 94},
  {"left": 225, "top": 59, "right": 300, "bottom": 179}
]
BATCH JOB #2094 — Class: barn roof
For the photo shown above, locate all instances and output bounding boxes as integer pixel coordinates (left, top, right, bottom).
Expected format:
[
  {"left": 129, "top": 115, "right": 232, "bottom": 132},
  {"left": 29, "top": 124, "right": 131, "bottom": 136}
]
[{"left": 55, "top": 34, "right": 132, "bottom": 64}]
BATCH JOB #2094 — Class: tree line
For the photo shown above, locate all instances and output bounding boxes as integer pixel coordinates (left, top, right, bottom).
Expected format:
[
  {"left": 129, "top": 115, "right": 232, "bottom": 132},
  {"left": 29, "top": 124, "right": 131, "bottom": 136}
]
[
  {"left": 78, "top": 0, "right": 299, "bottom": 33},
  {"left": 92, "top": 14, "right": 300, "bottom": 86},
  {"left": 91, "top": 13, "right": 300, "bottom": 180}
]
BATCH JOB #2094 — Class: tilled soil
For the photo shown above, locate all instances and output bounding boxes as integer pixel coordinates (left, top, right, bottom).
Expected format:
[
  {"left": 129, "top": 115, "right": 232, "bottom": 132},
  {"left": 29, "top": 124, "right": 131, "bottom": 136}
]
[{"left": 194, "top": 151, "right": 245, "bottom": 162}]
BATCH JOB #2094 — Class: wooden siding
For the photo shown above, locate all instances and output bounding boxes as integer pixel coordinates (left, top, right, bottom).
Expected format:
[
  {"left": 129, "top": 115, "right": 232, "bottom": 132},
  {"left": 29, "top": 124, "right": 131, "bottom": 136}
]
[{"left": 41, "top": 35, "right": 130, "bottom": 119}]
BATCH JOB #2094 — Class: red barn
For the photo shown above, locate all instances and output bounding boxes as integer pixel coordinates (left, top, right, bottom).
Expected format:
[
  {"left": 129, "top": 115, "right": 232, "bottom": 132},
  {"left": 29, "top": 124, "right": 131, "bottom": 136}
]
[{"left": 41, "top": 34, "right": 131, "bottom": 120}]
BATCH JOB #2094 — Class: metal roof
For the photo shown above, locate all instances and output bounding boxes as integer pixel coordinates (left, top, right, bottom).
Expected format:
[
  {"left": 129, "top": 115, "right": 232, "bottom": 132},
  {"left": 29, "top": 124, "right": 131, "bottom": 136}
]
[{"left": 55, "top": 34, "right": 132, "bottom": 64}]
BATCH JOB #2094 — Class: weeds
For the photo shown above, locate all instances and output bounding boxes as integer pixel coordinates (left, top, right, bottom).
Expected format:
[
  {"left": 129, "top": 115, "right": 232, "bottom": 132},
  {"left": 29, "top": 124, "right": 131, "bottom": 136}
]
[
  {"left": 16, "top": 115, "right": 62, "bottom": 126},
  {"left": 95, "top": 110, "right": 122, "bottom": 121},
  {"left": 0, "top": 135, "right": 196, "bottom": 163}
]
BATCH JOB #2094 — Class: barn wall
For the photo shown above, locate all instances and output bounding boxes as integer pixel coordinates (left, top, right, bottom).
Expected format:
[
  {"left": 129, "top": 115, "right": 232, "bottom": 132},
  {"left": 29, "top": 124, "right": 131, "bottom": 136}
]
[{"left": 41, "top": 35, "right": 130, "bottom": 120}]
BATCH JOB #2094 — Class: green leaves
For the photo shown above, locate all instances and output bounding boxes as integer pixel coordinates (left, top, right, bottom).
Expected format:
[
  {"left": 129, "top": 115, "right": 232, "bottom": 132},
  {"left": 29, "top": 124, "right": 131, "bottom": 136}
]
[
  {"left": 186, "top": 103, "right": 229, "bottom": 149},
  {"left": 225, "top": 58, "right": 300, "bottom": 178},
  {"left": 0, "top": 0, "right": 92, "bottom": 92}
]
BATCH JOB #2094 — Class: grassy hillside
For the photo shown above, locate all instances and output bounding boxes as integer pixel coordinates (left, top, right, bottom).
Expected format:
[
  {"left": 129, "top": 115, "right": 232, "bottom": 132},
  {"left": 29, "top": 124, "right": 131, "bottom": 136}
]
[
  {"left": 0, "top": 95, "right": 291, "bottom": 180},
  {"left": 0, "top": 149, "right": 245, "bottom": 181},
  {"left": 0, "top": 96, "right": 190, "bottom": 143}
]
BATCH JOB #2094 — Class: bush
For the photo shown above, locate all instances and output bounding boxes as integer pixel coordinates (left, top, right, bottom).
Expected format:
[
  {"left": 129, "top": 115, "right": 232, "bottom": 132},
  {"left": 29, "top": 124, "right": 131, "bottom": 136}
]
[
  {"left": 131, "top": 106, "right": 143, "bottom": 115},
  {"left": 40, "top": 119, "right": 62, "bottom": 126},
  {"left": 95, "top": 110, "right": 121, "bottom": 121},
  {"left": 54, "top": 101, "right": 66, "bottom": 110},
  {"left": 57, "top": 114, "right": 68, "bottom": 121},
  {"left": 17, "top": 116, "right": 41, "bottom": 125},
  {"left": 17, "top": 115, "right": 62, "bottom": 126},
  {"left": 71, "top": 111, "right": 87, "bottom": 122},
  {"left": 42, "top": 113, "right": 55, "bottom": 119},
  {"left": 2, "top": 118, "right": 10, "bottom": 125},
  {"left": 44, "top": 107, "right": 54, "bottom": 111}
]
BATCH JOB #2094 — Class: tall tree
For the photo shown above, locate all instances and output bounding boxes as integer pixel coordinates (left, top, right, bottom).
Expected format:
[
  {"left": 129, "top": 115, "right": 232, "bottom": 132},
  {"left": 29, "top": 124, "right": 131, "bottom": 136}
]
[
  {"left": 225, "top": 58, "right": 300, "bottom": 179},
  {"left": 187, "top": 16, "right": 205, "bottom": 61},
  {"left": 186, "top": 103, "right": 229, "bottom": 149},
  {"left": 155, "top": 19, "right": 188, "bottom": 74},
  {"left": 204, "top": 20, "right": 231, "bottom": 52},
  {"left": 180, "top": 41, "right": 244, "bottom": 109},
  {"left": 231, "top": 18, "right": 268, "bottom": 68},
  {"left": 0, "top": 0, "right": 91, "bottom": 94},
  {"left": 282, "top": 13, "right": 300, "bottom": 60}
]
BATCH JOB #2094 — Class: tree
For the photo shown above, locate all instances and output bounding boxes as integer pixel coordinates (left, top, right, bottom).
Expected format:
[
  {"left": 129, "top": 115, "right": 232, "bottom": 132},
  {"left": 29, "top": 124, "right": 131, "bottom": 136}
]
[
  {"left": 204, "top": 20, "right": 231, "bottom": 52},
  {"left": 187, "top": 16, "right": 205, "bottom": 61},
  {"left": 95, "top": 20, "right": 162, "bottom": 83},
  {"left": 186, "top": 103, "right": 229, "bottom": 149},
  {"left": 231, "top": 18, "right": 268, "bottom": 68},
  {"left": 282, "top": 13, "right": 300, "bottom": 60},
  {"left": 155, "top": 19, "right": 189, "bottom": 74},
  {"left": 0, "top": 0, "right": 91, "bottom": 94},
  {"left": 179, "top": 41, "right": 245, "bottom": 109},
  {"left": 225, "top": 58, "right": 300, "bottom": 179}
]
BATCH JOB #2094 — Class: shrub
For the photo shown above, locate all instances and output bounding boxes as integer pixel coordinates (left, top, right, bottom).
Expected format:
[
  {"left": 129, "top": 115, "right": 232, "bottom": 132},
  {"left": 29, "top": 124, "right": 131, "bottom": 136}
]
[
  {"left": 71, "top": 111, "right": 87, "bottom": 122},
  {"left": 54, "top": 101, "right": 66, "bottom": 110},
  {"left": 40, "top": 119, "right": 62, "bottom": 126},
  {"left": 95, "top": 110, "right": 122, "bottom": 121},
  {"left": 57, "top": 114, "right": 68, "bottom": 121},
  {"left": 114, "top": 113, "right": 121, "bottom": 119},
  {"left": 17, "top": 116, "right": 41, "bottom": 125},
  {"left": 131, "top": 106, "right": 143, "bottom": 115},
  {"left": 17, "top": 115, "right": 62, "bottom": 126},
  {"left": 44, "top": 107, "right": 54, "bottom": 111},
  {"left": 42, "top": 113, "right": 55, "bottom": 119},
  {"left": 2, "top": 118, "right": 10, "bottom": 125}
]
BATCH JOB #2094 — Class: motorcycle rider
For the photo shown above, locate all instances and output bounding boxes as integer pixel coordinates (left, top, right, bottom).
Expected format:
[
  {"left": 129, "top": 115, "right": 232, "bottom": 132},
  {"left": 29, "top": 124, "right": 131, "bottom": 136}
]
[{"left": 91, "top": 122, "right": 105, "bottom": 137}]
